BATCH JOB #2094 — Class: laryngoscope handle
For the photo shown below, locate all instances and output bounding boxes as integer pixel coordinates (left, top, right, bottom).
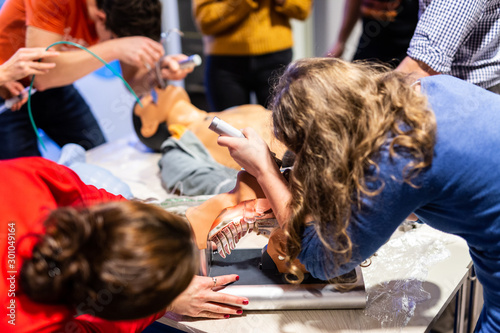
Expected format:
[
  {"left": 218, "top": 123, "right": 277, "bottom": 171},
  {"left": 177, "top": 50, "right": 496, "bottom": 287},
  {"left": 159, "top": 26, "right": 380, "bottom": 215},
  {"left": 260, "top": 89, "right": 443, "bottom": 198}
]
[{"left": 208, "top": 116, "right": 245, "bottom": 138}]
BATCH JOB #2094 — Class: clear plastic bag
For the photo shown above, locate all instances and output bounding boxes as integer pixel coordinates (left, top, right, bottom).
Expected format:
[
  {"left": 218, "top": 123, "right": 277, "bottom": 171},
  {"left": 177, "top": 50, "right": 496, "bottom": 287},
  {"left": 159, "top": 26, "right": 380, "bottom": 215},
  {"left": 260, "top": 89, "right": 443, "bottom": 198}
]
[{"left": 363, "top": 226, "right": 452, "bottom": 328}]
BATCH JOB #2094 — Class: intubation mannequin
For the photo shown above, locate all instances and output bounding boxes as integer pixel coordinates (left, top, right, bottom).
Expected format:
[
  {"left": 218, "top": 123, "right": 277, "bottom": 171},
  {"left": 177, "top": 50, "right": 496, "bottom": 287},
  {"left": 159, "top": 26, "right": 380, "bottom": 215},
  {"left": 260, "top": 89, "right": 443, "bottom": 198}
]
[{"left": 133, "top": 86, "right": 304, "bottom": 278}]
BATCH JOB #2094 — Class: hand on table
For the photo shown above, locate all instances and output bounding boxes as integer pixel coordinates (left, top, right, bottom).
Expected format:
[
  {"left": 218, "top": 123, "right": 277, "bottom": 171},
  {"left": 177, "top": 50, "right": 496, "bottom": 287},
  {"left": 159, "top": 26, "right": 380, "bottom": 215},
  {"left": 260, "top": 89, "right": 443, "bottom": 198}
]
[{"left": 167, "top": 274, "right": 248, "bottom": 319}]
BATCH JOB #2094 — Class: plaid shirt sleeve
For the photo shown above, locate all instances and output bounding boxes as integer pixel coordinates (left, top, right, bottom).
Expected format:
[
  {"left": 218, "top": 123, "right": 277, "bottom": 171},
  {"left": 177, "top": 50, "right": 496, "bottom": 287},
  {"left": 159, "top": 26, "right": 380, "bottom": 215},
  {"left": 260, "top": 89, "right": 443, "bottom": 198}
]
[{"left": 408, "top": 0, "right": 487, "bottom": 73}]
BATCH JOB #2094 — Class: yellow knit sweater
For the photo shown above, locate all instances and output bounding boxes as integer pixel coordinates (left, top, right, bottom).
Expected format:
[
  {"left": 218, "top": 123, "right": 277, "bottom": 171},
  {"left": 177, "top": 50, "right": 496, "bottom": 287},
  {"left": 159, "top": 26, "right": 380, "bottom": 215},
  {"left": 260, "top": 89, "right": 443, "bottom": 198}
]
[{"left": 193, "top": 0, "right": 313, "bottom": 56}]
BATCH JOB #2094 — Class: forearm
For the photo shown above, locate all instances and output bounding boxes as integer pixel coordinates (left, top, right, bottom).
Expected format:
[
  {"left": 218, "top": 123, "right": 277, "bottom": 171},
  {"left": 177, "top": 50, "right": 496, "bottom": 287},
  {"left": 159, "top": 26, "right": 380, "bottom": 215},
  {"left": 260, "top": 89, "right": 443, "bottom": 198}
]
[
  {"left": 337, "top": 0, "right": 362, "bottom": 44},
  {"left": 28, "top": 40, "right": 120, "bottom": 90},
  {"left": 255, "top": 165, "right": 292, "bottom": 229}
]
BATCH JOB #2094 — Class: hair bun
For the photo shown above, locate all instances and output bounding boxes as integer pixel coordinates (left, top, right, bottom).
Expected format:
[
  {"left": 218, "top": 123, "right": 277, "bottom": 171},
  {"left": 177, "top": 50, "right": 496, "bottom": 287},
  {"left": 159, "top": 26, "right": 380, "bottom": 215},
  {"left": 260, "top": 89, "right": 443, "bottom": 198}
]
[{"left": 20, "top": 207, "right": 97, "bottom": 304}]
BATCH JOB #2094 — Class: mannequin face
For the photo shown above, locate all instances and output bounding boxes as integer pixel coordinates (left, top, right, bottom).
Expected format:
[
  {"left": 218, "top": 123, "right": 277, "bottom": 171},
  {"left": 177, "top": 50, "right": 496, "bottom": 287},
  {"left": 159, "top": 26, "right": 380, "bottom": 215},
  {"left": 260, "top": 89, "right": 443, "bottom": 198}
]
[{"left": 133, "top": 86, "right": 204, "bottom": 138}]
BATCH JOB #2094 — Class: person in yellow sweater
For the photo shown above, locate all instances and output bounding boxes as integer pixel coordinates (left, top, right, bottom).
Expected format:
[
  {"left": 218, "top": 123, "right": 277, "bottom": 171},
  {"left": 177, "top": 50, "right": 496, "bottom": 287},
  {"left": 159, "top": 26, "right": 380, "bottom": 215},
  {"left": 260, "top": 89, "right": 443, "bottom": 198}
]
[{"left": 193, "top": 0, "right": 312, "bottom": 111}]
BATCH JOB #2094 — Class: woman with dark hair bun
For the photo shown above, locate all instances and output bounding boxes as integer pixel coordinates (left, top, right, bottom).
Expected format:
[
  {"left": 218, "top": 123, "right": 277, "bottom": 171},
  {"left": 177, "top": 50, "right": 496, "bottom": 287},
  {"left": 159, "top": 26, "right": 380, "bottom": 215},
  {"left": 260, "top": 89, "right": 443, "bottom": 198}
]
[{"left": 0, "top": 157, "right": 246, "bottom": 332}]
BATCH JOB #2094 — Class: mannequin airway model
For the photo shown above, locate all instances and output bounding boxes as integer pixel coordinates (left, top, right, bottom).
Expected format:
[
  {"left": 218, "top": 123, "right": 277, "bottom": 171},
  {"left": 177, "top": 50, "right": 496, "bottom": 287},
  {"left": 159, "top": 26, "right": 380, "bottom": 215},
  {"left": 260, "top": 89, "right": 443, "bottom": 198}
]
[
  {"left": 185, "top": 169, "right": 309, "bottom": 278},
  {"left": 132, "top": 85, "right": 299, "bottom": 275}
]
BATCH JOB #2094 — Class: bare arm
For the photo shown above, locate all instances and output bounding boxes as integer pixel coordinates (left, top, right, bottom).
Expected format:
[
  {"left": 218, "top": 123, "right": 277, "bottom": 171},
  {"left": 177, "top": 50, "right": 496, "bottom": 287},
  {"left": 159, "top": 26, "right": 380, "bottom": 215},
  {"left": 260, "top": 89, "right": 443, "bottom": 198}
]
[
  {"left": 217, "top": 127, "right": 292, "bottom": 228},
  {"left": 0, "top": 48, "right": 58, "bottom": 86},
  {"left": 166, "top": 274, "right": 248, "bottom": 318},
  {"left": 26, "top": 26, "right": 164, "bottom": 91},
  {"left": 327, "top": 0, "right": 362, "bottom": 57}
]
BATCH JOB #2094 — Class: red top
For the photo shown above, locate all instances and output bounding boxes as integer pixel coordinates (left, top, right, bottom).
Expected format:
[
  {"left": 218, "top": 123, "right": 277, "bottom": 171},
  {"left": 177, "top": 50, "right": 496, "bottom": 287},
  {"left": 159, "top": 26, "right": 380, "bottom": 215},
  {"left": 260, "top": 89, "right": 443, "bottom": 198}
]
[{"left": 0, "top": 157, "right": 164, "bottom": 332}]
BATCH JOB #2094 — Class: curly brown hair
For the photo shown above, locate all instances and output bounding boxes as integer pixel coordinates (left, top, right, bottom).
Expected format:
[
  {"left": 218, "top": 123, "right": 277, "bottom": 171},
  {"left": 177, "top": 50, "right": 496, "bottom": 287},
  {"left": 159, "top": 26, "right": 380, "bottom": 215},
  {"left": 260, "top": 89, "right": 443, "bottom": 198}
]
[
  {"left": 20, "top": 200, "right": 198, "bottom": 320},
  {"left": 270, "top": 58, "right": 436, "bottom": 282}
]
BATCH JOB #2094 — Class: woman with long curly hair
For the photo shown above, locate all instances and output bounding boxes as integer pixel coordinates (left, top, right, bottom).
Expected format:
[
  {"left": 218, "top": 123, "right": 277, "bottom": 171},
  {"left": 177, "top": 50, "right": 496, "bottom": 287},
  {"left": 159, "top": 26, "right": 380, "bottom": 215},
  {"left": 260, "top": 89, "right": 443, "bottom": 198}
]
[{"left": 218, "top": 57, "right": 500, "bottom": 333}]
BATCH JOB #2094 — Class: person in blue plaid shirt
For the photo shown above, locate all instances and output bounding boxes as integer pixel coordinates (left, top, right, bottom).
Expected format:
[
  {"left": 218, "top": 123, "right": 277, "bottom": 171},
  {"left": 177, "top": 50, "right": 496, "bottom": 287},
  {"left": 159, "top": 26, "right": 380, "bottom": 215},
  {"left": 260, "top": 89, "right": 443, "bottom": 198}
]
[{"left": 397, "top": 0, "right": 500, "bottom": 93}]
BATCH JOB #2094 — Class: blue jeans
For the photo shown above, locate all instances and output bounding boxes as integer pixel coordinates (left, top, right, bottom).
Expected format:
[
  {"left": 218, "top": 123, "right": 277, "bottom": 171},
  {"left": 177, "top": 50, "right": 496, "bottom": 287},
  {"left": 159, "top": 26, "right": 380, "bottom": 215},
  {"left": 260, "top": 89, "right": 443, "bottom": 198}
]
[
  {"left": 0, "top": 84, "right": 105, "bottom": 159},
  {"left": 204, "top": 48, "right": 292, "bottom": 111}
]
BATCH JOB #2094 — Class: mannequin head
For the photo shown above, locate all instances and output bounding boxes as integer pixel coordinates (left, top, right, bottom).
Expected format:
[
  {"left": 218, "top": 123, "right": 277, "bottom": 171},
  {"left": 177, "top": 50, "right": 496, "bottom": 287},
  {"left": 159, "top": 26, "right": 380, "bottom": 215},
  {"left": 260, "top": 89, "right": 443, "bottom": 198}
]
[{"left": 133, "top": 86, "right": 287, "bottom": 170}]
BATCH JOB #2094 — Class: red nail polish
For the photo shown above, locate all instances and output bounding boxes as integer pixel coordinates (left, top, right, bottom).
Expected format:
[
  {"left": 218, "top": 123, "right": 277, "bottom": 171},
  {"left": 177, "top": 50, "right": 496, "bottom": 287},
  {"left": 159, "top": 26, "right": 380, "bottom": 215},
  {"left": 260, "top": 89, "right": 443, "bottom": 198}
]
[
  {"left": 235, "top": 276, "right": 240, "bottom": 281},
  {"left": 243, "top": 300, "right": 249, "bottom": 305},
  {"left": 224, "top": 314, "right": 230, "bottom": 319},
  {"left": 237, "top": 310, "right": 243, "bottom": 314}
]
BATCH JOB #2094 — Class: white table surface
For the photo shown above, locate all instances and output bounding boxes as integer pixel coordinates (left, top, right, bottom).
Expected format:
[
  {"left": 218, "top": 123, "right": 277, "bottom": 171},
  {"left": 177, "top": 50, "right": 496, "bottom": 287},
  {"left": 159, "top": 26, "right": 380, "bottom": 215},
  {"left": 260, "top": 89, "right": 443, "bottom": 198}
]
[
  {"left": 87, "top": 138, "right": 472, "bottom": 333},
  {"left": 157, "top": 226, "right": 470, "bottom": 333}
]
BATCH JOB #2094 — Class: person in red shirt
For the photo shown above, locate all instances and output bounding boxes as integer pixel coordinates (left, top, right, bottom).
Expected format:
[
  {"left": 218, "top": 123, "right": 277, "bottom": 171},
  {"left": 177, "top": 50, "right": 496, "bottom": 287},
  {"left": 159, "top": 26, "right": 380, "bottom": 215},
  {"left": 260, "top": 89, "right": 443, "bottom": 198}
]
[
  {"left": 0, "top": 0, "right": 192, "bottom": 159},
  {"left": 0, "top": 157, "right": 246, "bottom": 332}
]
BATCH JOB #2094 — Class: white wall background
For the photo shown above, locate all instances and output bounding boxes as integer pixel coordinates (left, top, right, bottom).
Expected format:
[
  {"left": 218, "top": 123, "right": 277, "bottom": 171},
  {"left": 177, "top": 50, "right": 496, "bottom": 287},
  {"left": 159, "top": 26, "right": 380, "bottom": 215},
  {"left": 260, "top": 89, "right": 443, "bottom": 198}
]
[{"left": 293, "top": 1, "right": 362, "bottom": 60}]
